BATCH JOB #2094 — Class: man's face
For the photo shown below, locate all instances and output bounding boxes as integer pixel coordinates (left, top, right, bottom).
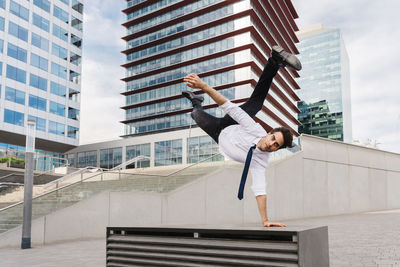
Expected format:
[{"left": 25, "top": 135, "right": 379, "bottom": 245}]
[{"left": 258, "top": 131, "right": 284, "bottom": 152}]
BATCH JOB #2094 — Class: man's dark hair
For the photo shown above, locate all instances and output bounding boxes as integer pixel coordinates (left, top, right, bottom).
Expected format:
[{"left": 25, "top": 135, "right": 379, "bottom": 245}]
[{"left": 271, "top": 127, "right": 293, "bottom": 149}]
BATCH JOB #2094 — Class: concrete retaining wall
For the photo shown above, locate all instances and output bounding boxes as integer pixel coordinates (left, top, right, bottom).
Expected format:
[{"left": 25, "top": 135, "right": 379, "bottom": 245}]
[{"left": 1, "top": 135, "right": 399, "bottom": 247}]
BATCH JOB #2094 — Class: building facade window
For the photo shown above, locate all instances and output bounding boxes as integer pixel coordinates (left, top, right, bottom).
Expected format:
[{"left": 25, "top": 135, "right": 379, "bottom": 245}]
[
  {"left": 72, "top": 0, "right": 83, "bottom": 14},
  {"left": 68, "top": 107, "right": 79, "bottom": 120},
  {"left": 125, "top": 54, "right": 234, "bottom": 91},
  {"left": 10, "top": 0, "right": 29, "bottom": 21},
  {"left": 33, "top": 0, "right": 50, "bottom": 13},
  {"left": 53, "top": 5, "right": 69, "bottom": 24},
  {"left": 69, "top": 52, "right": 81, "bottom": 66},
  {"left": 8, "top": 22, "right": 28, "bottom": 42},
  {"left": 100, "top": 147, "right": 122, "bottom": 169},
  {"left": 50, "top": 81, "right": 66, "bottom": 97},
  {"left": 126, "top": 143, "right": 150, "bottom": 168},
  {"left": 0, "top": 0, "right": 5, "bottom": 9},
  {"left": 69, "top": 70, "right": 80, "bottom": 84},
  {"left": 0, "top": 17, "right": 4, "bottom": 31},
  {"left": 187, "top": 136, "right": 223, "bottom": 163},
  {"left": 68, "top": 88, "right": 80, "bottom": 102},
  {"left": 52, "top": 43, "right": 67, "bottom": 60},
  {"left": 67, "top": 153, "right": 75, "bottom": 167},
  {"left": 49, "top": 120, "right": 65, "bottom": 136},
  {"left": 29, "top": 73, "right": 47, "bottom": 91},
  {"left": 6, "top": 65, "right": 26, "bottom": 83},
  {"left": 59, "top": 0, "right": 69, "bottom": 6},
  {"left": 7, "top": 43, "right": 27, "bottom": 62},
  {"left": 52, "top": 24, "right": 68, "bottom": 42},
  {"left": 71, "top": 16, "right": 82, "bottom": 31},
  {"left": 126, "top": 0, "right": 220, "bottom": 35},
  {"left": 28, "top": 115, "right": 46, "bottom": 132},
  {"left": 31, "top": 53, "right": 48, "bottom": 71},
  {"left": 33, "top": 13, "right": 50, "bottom": 32},
  {"left": 51, "top": 62, "right": 67, "bottom": 79},
  {"left": 29, "top": 94, "right": 47, "bottom": 111},
  {"left": 4, "top": 109, "right": 24, "bottom": 126},
  {"left": 49, "top": 101, "right": 65, "bottom": 117},
  {"left": 155, "top": 139, "right": 182, "bottom": 166},
  {"left": 67, "top": 126, "right": 78, "bottom": 139},
  {"left": 126, "top": 0, "right": 179, "bottom": 21},
  {"left": 126, "top": 5, "right": 233, "bottom": 48},
  {"left": 70, "top": 33, "right": 81, "bottom": 48},
  {"left": 77, "top": 150, "right": 96, "bottom": 168},
  {"left": 31, "top": 32, "right": 49, "bottom": 51},
  {"left": 5, "top": 86, "right": 25, "bottom": 105},
  {"left": 0, "top": 40, "right": 3, "bottom": 53}
]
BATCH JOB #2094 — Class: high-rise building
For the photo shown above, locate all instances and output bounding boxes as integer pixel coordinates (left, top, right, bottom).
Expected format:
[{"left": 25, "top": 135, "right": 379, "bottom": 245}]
[
  {"left": 296, "top": 24, "right": 352, "bottom": 142},
  {"left": 0, "top": 0, "right": 83, "bottom": 158},
  {"left": 66, "top": 0, "right": 302, "bottom": 168}
]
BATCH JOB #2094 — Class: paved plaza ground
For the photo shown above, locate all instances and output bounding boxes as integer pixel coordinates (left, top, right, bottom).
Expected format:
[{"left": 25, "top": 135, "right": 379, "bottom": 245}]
[{"left": 1, "top": 209, "right": 400, "bottom": 266}]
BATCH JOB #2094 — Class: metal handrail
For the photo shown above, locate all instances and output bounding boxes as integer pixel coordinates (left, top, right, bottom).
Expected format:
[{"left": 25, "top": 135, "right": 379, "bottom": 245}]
[
  {"left": 0, "top": 182, "right": 24, "bottom": 186},
  {"left": 42, "top": 166, "right": 98, "bottom": 189},
  {"left": 110, "top": 155, "right": 151, "bottom": 171}
]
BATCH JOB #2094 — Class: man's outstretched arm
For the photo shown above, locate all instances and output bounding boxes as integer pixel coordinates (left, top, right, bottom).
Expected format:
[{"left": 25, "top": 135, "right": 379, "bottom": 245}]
[{"left": 184, "top": 74, "right": 227, "bottom": 106}]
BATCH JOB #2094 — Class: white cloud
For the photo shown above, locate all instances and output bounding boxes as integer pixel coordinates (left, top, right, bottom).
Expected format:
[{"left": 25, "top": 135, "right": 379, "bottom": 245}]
[{"left": 79, "top": 0, "right": 125, "bottom": 144}]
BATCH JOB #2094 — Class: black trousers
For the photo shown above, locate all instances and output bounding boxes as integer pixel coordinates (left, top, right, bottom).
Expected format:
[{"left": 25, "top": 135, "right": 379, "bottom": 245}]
[{"left": 191, "top": 59, "right": 280, "bottom": 143}]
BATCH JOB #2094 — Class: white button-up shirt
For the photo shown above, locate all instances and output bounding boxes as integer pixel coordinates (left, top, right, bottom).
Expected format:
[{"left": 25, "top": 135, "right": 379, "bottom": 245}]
[{"left": 218, "top": 101, "right": 270, "bottom": 196}]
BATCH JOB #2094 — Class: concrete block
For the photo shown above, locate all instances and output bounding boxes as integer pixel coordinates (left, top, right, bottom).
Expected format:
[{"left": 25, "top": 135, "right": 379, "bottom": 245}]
[
  {"left": 327, "top": 163, "right": 350, "bottom": 215},
  {"left": 387, "top": 171, "right": 400, "bottom": 208},
  {"left": 273, "top": 153, "right": 303, "bottom": 220},
  {"left": 45, "top": 192, "right": 109, "bottom": 244},
  {"left": 326, "top": 141, "right": 349, "bottom": 165},
  {"left": 243, "top": 177, "right": 261, "bottom": 224},
  {"left": 303, "top": 159, "right": 328, "bottom": 217},
  {"left": 349, "top": 166, "right": 369, "bottom": 212},
  {"left": 109, "top": 191, "right": 162, "bottom": 227},
  {"left": 348, "top": 145, "right": 370, "bottom": 168},
  {"left": 165, "top": 178, "right": 207, "bottom": 225},
  {"left": 265, "top": 166, "right": 276, "bottom": 221},
  {"left": 301, "top": 136, "right": 327, "bottom": 161},
  {"left": 368, "top": 150, "right": 386, "bottom": 170},
  {"left": 368, "top": 169, "right": 387, "bottom": 210},
  {"left": 385, "top": 152, "right": 400, "bottom": 172},
  {"left": 0, "top": 217, "right": 45, "bottom": 248},
  {"left": 205, "top": 168, "right": 244, "bottom": 225}
]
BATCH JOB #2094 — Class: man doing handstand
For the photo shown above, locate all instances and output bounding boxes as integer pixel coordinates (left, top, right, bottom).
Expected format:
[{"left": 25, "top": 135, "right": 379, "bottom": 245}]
[{"left": 182, "top": 46, "right": 301, "bottom": 227}]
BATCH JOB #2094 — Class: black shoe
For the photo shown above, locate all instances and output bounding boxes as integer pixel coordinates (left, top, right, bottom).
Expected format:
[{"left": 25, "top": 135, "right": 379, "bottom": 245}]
[
  {"left": 182, "top": 90, "right": 204, "bottom": 104},
  {"left": 271, "top": 45, "right": 302, "bottom": 71}
]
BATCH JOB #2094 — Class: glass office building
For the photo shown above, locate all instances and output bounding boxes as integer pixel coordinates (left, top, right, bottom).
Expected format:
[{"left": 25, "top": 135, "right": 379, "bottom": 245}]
[
  {"left": 296, "top": 24, "right": 352, "bottom": 142},
  {"left": 66, "top": 0, "right": 302, "bottom": 168},
  {"left": 0, "top": 0, "right": 83, "bottom": 157}
]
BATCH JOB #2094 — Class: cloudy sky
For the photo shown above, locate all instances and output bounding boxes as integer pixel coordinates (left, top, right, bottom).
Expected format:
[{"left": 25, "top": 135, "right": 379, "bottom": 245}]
[{"left": 80, "top": 0, "right": 400, "bottom": 154}]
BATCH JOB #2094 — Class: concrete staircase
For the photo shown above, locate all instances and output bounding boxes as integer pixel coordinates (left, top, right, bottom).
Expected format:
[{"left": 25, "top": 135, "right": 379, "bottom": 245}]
[
  {"left": 0, "top": 163, "right": 223, "bottom": 234},
  {"left": 0, "top": 167, "right": 64, "bottom": 198}
]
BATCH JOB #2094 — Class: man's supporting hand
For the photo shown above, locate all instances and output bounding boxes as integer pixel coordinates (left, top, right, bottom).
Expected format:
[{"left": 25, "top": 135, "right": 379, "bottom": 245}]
[
  {"left": 263, "top": 221, "right": 287, "bottom": 227},
  {"left": 256, "top": 195, "right": 287, "bottom": 227}
]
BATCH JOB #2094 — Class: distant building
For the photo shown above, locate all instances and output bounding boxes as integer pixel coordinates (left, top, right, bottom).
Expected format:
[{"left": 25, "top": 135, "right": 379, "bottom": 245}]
[
  {"left": 0, "top": 0, "right": 84, "bottom": 162},
  {"left": 67, "top": 0, "right": 302, "bottom": 168},
  {"left": 296, "top": 24, "right": 352, "bottom": 142}
]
